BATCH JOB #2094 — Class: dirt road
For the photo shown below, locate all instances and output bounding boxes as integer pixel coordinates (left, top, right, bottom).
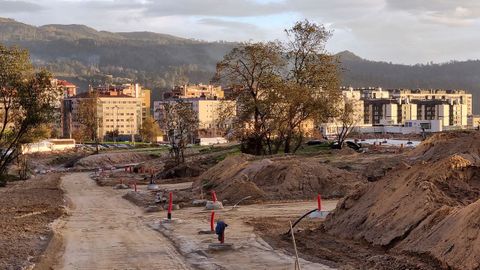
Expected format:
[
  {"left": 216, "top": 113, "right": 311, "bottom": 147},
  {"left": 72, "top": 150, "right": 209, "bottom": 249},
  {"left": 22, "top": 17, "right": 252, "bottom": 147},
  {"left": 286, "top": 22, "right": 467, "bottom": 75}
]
[{"left": 54, "top": 172, "right": 190, "bottom": 269}]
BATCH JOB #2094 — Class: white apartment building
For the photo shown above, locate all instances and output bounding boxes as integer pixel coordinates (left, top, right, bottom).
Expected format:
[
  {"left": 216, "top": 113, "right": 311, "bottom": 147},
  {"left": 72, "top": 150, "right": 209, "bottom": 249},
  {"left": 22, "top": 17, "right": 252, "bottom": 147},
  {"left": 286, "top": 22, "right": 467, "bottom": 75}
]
[{"left": 321, "top": 87, "right": 474, "bottom": 137}]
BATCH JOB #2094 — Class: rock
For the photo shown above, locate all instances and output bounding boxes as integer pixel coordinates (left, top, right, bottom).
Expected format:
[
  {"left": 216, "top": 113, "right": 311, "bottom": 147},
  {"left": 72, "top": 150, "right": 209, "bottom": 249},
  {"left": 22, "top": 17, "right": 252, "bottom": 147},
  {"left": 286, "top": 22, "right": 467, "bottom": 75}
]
[
  {"left": 205, "top": 201, "right": 224, "bottom": 210},
  {"left": 192, "top": 199, "right": 208, "bottom": 206},
  {"left": 114, "top": 184, "right": 130, "bottom": 189}
]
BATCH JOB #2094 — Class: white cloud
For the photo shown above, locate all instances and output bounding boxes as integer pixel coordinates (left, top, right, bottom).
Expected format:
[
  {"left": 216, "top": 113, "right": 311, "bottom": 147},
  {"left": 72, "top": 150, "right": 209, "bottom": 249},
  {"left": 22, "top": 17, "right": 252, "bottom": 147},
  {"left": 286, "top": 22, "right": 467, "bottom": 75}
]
[
  {"left": 0, "top": 0, "right": 43, "bottom": 13},
  {"left": 0, "top": 0, "right": 479, "bottom": 64}
]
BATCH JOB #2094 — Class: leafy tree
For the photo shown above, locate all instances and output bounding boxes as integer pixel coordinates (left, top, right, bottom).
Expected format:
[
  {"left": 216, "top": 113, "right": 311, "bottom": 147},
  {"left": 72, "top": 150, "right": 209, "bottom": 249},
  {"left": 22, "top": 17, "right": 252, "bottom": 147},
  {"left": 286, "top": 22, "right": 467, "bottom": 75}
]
[
  {"left": 139, "top": 116, "right": 162, "bottom": 143},
  {"left": 215, "top": 20, "right": 341, "bottom": 155},
  {"left": 71, "top": 128, "right": 87, "bottom": 143},
  {"left": 280, "top": 20, "right": 341, "bottom": 153},
  {"left": 0, "top": 44, "right": 61, "bottom": 186},
  {"left": 75, "top": 91, "right": 101, "bottom": 153},
  {"left": 214, "top": 42, "right": 283, "bottom": 155},
  {"left": 158, "top": 100, "right": 198, "bottom": 164}
]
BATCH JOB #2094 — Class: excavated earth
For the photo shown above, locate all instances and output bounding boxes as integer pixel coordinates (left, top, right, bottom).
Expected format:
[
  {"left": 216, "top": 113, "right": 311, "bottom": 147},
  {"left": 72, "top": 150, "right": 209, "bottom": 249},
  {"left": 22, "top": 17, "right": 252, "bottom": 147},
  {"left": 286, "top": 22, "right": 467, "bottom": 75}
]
[
  {"left": 74, "top": 152, "right": 157, "bottom": 170},
  {"left": 323, "top": 131, "right": 480, "bottom": 270},
  {"left": 0, "top": 174, "right": 64, "bottom": 269},
  {"left": 194, "top": 154, "right": 366, "bottom": 203}
]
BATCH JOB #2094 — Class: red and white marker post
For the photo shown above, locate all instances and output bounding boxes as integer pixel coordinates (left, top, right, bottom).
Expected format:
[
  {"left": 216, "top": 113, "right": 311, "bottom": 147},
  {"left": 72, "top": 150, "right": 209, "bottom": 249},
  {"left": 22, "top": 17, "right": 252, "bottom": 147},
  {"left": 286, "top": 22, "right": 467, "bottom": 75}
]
[{"left": 210, "top": 191, "right": 217, "bottom": 232}]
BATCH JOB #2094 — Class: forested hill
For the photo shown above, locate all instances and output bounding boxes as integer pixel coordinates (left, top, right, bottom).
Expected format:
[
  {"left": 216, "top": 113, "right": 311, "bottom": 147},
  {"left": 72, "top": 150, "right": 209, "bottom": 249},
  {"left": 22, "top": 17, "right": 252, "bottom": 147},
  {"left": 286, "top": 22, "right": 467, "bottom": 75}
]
[
  {"left": 1, "top": 18, "right": 479, "bottom": 112},
  {"left": 0, "top": 17, "right": 236, "bottom": 100}
]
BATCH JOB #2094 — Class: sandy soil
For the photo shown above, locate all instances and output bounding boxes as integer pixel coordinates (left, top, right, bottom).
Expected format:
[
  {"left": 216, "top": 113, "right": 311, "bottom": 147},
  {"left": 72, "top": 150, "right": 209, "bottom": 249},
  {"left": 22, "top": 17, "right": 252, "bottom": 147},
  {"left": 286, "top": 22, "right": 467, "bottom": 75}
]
[
  {"left": 323, "top": 131, "right": 480, "bottom": 270},
  {"left": 148, "top": 199, "right": 336, "bottom": 270},
  {"left": 52, "top": 172, "right": 190, "bottom": 269},
  {"left": 74, "top": 152, "right": 157, "bottom": 170},
  {"left": 195, "top": 154, "right": 365, "bottom": 203},
  {"left": 48, "top": 172, "right": 334, "bottom": 269},
  {"left": 0, "top": 174, "right": 64, "bottom": 270}
]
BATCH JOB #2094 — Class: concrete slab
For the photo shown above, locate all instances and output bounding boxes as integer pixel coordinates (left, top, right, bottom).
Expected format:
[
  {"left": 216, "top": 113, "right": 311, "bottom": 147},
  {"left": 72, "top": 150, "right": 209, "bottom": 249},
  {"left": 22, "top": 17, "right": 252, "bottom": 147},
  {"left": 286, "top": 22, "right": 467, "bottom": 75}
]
[
  {"left": 147, "top": 184, "right": 159, "bottom": 190},
  {"left": 208, "top": 243, "right": 234, "bottom": 251},
  {"left": 308, "top": 210, "right": 330, "bottom": 219}
]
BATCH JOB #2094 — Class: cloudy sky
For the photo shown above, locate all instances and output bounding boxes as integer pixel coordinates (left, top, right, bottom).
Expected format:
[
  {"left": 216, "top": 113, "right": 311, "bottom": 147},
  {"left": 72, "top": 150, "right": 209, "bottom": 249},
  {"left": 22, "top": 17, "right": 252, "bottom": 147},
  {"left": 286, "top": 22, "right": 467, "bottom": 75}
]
[{"left": 1, "top": 0, "right": 479, "bottom": 64}]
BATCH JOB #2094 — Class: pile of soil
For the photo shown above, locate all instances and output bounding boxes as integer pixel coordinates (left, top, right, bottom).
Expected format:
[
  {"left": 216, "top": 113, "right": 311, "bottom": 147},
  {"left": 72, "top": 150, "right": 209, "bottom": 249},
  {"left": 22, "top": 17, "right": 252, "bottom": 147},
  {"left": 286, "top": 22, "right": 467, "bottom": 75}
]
[
  {"left": 74, "top": 152, "right": 155, "bottom": 169},
  {"left": 0, "top": 173, "right": 64, "bottom": 269},
  {"left": 324, "top": 131, "right": 480, "bottom": 270},
  {"left": 195, "top": 154, "right": 364, "bottom": 203},
  {"left": 159, "top": 162, "right": 204, "bottom": 179},
  {"left": 250, "top": 217, "right": 437, "bottom": 270}
]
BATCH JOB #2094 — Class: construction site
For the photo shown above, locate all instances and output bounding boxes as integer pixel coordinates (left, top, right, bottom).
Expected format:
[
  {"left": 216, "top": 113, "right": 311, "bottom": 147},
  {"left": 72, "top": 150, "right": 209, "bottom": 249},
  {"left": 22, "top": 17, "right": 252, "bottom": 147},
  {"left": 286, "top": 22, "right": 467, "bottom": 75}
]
[{"left": 1, "top": 132, "right": 480, "bottom": 270}]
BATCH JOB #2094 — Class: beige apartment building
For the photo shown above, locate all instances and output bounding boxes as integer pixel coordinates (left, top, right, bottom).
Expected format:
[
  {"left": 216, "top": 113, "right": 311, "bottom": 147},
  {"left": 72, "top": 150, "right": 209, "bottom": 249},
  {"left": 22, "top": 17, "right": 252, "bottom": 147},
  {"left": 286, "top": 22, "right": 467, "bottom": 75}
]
[
  {"left": 154, "top": 98, "right": 236, "bottom": 138},
  {"left": 168, "top": 84, "right": 224, "bottom": 99},
  {"left": 141, "top": 89, "right": 151, "bottom": 121},
  {"left": 64, "top": 92, "right": 142, "bottom": 140},
  {"left": 63, "top": 84, "right": 147, "bottom": 140}
]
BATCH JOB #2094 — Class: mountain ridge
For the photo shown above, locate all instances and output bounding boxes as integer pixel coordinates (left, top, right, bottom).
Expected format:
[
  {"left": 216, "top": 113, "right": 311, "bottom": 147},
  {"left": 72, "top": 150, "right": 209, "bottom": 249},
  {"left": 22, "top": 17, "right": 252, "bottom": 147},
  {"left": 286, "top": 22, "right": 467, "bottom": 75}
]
[{"left": 1, "top": 18, "right": 479, "bottom": 112}]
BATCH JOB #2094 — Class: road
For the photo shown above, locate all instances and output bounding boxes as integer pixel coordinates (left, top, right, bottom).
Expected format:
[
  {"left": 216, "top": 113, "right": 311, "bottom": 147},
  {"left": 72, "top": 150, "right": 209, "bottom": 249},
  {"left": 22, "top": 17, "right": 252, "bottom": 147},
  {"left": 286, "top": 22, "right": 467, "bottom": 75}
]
[{"left": 54, "top": 172, "right": 190, "bottom": 269}]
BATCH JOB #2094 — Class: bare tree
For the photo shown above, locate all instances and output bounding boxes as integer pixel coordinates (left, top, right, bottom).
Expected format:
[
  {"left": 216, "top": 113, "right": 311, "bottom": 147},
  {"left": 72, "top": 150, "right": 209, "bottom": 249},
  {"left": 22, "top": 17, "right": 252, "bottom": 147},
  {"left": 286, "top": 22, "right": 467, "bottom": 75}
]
[
  {"left": 159, "top": 100, "right": 198, "bottom": 164},
  {"left": 0, "top": 45, "right": 61, "bottom": 186},
  {"left": 335, "top": 100, "right": 359, "bottom": 147}
]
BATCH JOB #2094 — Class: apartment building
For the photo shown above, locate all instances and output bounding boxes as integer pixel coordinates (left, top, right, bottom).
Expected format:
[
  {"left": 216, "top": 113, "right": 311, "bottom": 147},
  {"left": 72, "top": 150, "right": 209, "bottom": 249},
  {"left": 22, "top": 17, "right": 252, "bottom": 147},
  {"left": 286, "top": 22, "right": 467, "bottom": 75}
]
[
  {"left": 343, "top": 88, "right": 365, "bottom": 125},
  {"left": 359, "top": 88, "right": 471, "bottom": 127},
  {"left": 321, "top": 87, "right": 473, "bottom": 137},
  {"left": 154, "top": 98, "right": 236, "bottom": 138},
  {"left": 62, "top": 84, "right": 147, "bottom": 140},
  {"left": 141, "top": 88, "right": 151, "bottom": 121},
  {"left": 166, "top": 84, "right": 224, "bottom": 99}
]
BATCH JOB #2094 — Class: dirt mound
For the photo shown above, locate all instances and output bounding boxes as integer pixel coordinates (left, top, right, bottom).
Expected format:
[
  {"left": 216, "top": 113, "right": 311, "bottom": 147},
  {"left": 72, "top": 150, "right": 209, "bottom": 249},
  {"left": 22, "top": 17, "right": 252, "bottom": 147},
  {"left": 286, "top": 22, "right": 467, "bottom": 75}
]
[
  {"left": 324, "top": 132, "right": 480, "bottom": 270},
  {"left": 195, "top": 154, "right": 363, "bottom": 203},
  {"left": 409, "top": 131, "right": 480, "bottom": 162},
  {"left": 160, "top": 163, "right": 204, "bottom": 179},
  {"left": 74, "top": 152, "right": 155, "bottom": 169}
]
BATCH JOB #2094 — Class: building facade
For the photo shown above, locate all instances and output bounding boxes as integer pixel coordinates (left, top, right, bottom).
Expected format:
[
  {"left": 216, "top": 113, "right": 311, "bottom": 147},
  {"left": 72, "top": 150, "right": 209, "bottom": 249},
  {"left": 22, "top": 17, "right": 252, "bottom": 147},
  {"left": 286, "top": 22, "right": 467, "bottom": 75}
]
[
  {"left": 351, "top": 87, "right": 472, "bottom": 127},
  {"left": 166, "top": 84, "right": 224, "bottom": 99},
  {"left": 322, "top": 87, "right": 474, "bottom": 137},
  {"left": 154, "top": 98, "right": 236, "bottom": 138},
  {"left": 62, "top": 84, "right": 147, "bottom": 141}
]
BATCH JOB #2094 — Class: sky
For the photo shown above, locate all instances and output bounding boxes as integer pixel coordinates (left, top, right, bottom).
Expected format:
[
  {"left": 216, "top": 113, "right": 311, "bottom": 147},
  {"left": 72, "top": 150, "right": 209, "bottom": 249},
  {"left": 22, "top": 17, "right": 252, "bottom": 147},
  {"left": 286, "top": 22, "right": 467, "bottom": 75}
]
[{"left": 1, "top": 0, "right": 480, "bottom": 64}]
